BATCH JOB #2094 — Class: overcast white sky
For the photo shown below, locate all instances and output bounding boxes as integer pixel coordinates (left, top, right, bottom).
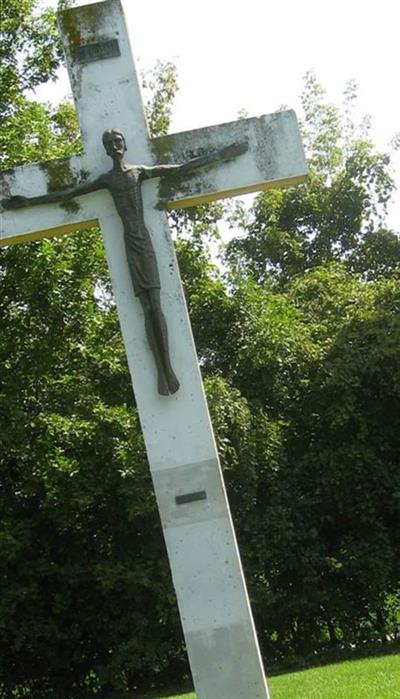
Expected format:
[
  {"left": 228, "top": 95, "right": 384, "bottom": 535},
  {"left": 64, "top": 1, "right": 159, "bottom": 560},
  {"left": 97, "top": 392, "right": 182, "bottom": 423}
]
[{"left": 40, "top": 0, "right": 399, "bottom": 228}]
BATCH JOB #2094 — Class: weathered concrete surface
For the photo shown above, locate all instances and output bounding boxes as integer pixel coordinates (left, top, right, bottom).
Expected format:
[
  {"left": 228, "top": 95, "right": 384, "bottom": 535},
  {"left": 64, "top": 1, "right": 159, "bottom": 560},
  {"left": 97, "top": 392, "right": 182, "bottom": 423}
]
[
  {"left": 154, "top": 110, "right": 307, "bottom": 208},
  {"left": 186, "top": 624, "right": 268, "bottom": 699}
]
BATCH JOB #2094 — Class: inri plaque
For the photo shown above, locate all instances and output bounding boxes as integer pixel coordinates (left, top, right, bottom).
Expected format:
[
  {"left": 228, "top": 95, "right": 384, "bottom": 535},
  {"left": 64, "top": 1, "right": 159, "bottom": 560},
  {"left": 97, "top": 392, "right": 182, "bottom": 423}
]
[{"left": 76, "top": 39, "right": 120, "bottom": 64}]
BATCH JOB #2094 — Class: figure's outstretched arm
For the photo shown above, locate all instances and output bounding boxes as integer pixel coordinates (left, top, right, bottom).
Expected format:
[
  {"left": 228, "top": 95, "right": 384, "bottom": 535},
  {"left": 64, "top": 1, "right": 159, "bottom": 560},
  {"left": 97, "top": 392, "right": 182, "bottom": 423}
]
[
  {"left": 142, "top": 140, "right": 248, "bottom": 180},
  {"left": 2, "top": 177, "right": 105, "bottom": 210},
  {"left": 142, "top": 163, "right": 182, "bottom": 180}
]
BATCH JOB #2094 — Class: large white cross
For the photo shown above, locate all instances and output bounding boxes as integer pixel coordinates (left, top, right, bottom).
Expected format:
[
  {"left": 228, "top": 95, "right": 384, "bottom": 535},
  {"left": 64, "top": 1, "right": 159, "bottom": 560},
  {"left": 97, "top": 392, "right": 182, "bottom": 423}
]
[{"left": 0, "top": 1, "right": 308, "bottom": 696}]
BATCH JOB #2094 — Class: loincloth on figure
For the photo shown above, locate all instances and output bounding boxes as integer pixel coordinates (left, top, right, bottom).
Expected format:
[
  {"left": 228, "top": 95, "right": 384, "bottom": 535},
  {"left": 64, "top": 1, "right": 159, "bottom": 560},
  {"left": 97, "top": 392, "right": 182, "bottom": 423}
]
[{"left": 123, "top": 223, "right": 161, "bottom": 296}]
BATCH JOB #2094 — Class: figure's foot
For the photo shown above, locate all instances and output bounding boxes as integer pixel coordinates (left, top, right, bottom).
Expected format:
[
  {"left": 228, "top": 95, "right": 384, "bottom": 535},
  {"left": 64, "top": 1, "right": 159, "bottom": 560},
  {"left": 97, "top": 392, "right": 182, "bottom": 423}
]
[
  {"left": 158, "top": 372, "right": 170, "bottom": 396},
  {"left": 167, "top": 369, "right": 180, "bottom": 395}
]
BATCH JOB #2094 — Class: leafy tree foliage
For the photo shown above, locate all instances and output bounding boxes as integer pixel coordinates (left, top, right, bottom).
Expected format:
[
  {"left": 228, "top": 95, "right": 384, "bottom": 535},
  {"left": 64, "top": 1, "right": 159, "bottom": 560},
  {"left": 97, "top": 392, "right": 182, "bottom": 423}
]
[
  {"left": 142, "top": 60, "right": 179, "bottom": 139},
  {"left": 227, "top": 73, "right": 400, "bottom": 285},
  {"left": 210, "top": 267, "right": 400, "bottom": 661},
  {"left": 0, "top": 0, "right": 81, "bottom": 169},
  {"left": 211, "top": 74, "right": 400, "bottom": 664},
  {"left": 1, "top": 0, "right": 62, "bottom": 115},
  {"left": 0, "top": 2, "right": 399, "bottom": 695}
]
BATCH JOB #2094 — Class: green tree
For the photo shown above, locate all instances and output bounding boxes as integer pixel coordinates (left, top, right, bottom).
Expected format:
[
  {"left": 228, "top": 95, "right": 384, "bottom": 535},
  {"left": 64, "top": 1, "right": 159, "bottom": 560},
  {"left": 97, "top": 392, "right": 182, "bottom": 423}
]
[
  {"left": 222, "top": 267, "right": 400, "bottom": 660},
  {"left": 227, "top": 73, "right": 399, "bottom": 284},
  {"left": 0, "top": 0, "right": 81, "bottom": 169},
  {"left": 216, "top": 75, "right": 400, "bottom": 661}
]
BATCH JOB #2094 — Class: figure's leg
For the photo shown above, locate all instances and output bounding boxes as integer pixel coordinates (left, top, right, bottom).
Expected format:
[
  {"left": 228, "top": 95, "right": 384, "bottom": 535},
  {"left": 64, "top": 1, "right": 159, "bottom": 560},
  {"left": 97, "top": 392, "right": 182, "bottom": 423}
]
[
  {"left": 148, "top": 289, "right": 180, "bottom": 394},
  {"left": 138, "top": 291, "right": 169, "bottom": 396}
]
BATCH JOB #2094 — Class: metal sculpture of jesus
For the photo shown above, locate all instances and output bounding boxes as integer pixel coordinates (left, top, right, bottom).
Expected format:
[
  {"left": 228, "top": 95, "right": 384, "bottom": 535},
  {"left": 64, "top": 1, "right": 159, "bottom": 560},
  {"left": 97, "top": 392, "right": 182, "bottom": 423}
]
[{"left": 3, "top": 129, "right": 246, "bottom": 396}]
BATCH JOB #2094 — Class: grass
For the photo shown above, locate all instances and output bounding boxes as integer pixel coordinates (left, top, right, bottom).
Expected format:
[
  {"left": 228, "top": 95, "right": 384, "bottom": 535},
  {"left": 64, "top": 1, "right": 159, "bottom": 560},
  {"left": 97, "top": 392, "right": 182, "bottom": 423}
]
[{"left": 142, "top": 651, "right": 400, "bottom": 699}]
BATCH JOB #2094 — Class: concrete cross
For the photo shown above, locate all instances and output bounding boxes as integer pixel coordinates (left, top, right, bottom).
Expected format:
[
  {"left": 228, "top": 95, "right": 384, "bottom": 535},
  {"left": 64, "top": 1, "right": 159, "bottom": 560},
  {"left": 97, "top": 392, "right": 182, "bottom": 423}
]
[{"left": 0, "top": 1, "right": 308, "bottom": 697}]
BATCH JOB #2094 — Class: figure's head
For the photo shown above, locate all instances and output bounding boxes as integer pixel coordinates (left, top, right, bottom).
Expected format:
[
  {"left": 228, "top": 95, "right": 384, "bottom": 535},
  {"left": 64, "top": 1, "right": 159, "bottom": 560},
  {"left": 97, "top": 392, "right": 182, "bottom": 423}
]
[{"left": 102, "top": 129, "right": 127, "bottom": 159}]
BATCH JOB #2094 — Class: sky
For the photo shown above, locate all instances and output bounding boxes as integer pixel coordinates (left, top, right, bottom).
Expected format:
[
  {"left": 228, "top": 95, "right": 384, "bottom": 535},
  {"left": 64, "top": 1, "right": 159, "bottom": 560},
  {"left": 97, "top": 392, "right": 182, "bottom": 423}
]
[{"left": 39, "top": 0, "right": 399, "bottom": 228}]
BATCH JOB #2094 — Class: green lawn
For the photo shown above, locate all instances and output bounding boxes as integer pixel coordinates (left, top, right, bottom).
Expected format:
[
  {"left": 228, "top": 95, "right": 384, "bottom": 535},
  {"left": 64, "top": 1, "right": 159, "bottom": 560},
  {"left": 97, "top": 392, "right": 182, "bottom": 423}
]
[{"left": 144, "top": 652, "right": 400, "bottom": 699}]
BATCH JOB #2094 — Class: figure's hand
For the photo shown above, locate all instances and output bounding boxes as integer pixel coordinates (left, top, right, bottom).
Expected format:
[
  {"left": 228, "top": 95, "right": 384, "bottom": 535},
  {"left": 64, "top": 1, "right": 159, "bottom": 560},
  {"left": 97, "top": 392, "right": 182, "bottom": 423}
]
[{"left": 2, "top": 195, "right": 30, "bottom": 210}]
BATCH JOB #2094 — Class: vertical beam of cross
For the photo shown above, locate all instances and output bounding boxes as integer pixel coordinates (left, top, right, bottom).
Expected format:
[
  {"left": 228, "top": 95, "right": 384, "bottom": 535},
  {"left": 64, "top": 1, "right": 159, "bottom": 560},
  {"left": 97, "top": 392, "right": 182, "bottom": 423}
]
[{"left": 59, "top": 3, "right": 272, "bottom": 696}]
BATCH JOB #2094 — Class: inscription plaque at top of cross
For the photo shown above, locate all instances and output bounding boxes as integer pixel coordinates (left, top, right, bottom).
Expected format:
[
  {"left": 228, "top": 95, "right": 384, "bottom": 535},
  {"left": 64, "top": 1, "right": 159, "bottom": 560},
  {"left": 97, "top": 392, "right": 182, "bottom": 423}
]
[{"left": 0, "top": 1, "right": 308, "bottom": 697}]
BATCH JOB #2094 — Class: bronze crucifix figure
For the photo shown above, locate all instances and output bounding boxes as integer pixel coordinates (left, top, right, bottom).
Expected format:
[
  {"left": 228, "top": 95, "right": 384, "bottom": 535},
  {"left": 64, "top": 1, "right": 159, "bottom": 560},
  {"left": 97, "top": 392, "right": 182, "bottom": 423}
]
[{"left": 3, "top": 130, "right": 247, "bottom": 396}]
